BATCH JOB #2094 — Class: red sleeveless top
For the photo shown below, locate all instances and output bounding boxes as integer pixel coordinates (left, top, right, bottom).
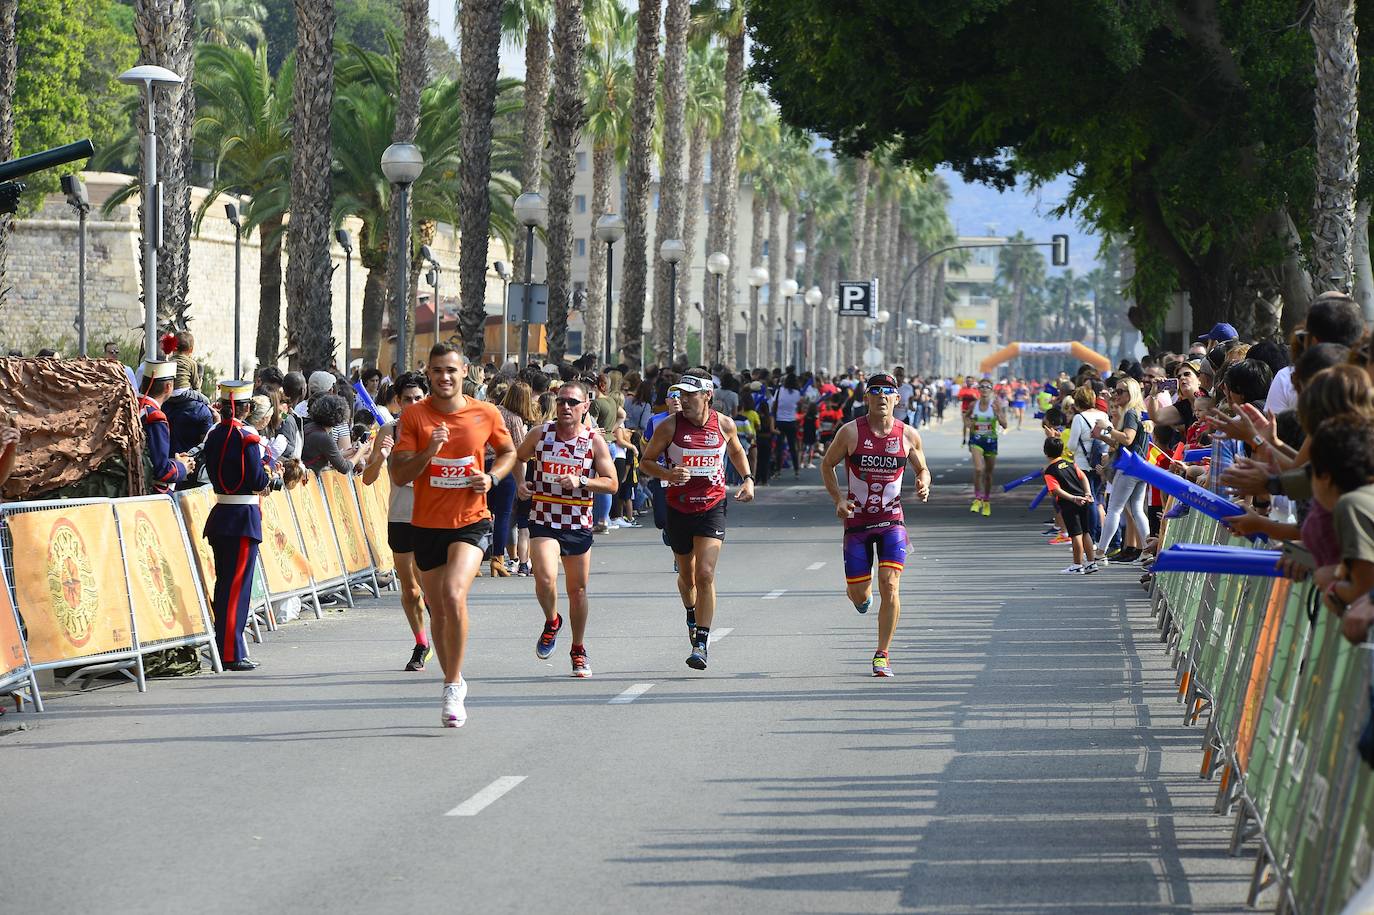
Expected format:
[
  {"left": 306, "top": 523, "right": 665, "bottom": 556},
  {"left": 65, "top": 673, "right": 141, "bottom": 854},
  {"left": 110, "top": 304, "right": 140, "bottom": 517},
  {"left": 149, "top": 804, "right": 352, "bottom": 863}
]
[
  {"left": 845, "top": 415, "right": 907, "bottom": 530},
  {"left": 664, "top": 410, "right": 728, "bottom": 513}
]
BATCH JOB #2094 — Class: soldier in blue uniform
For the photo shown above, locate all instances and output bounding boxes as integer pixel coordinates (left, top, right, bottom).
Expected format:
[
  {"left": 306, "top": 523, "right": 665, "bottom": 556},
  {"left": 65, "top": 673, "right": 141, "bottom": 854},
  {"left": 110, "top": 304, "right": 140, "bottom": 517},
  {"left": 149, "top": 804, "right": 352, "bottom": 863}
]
[
  {"left": 201, "top": 380, "right": 268, "bottom": 671},
  {"left": 138, "top": 360, "right": 194, "bottom": 493}
]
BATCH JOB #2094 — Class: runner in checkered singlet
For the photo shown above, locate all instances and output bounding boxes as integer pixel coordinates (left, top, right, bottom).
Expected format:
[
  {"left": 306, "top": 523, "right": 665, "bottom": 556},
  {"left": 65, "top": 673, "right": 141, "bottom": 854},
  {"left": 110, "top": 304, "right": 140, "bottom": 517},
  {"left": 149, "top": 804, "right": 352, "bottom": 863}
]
[{"left": 514, "top": 380, "right": 619, "bottom": 677}]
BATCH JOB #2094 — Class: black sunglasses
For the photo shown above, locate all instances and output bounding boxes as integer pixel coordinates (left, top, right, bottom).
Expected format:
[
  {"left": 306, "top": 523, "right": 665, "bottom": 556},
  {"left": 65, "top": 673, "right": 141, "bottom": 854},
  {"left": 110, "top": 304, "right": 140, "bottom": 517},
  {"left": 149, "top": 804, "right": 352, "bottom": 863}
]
[{"left": 555, "top": 397, "right": 585, "bottom": 407}]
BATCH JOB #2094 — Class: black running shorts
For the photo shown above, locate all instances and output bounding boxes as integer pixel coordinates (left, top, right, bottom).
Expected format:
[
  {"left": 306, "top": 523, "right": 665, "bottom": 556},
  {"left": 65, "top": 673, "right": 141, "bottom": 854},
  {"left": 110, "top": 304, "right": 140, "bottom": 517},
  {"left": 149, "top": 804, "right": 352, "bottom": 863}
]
[
  {"left": 411, "top": 520, "right": 494, "bottom": 572},
  {"left": 664, "top": 501, "right": 727, "bottom": 556},
  {"left": 387, "top": 521, "right": 416, "bottom": 554},
  {"left": 528, "top": 522, "right": 594, "bottom": 556}
]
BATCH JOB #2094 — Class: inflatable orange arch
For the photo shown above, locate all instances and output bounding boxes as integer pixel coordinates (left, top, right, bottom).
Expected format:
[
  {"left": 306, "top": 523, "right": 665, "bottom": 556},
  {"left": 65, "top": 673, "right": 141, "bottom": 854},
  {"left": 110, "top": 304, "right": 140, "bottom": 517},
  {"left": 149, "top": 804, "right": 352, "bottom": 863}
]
[{"left": 978, "top": 341, "right": 1111, "bottom": 376}]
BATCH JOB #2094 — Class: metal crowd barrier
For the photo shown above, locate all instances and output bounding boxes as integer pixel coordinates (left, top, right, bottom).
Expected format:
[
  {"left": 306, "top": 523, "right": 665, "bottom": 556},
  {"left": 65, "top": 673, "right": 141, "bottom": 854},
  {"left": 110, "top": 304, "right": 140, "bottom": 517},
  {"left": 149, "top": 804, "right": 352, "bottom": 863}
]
[
  {"left": 1150, "top": 506, "right": 1374, "bottom": 913},
  {"left": 0, "top": 470, "right": 397, "bottom": 708}
]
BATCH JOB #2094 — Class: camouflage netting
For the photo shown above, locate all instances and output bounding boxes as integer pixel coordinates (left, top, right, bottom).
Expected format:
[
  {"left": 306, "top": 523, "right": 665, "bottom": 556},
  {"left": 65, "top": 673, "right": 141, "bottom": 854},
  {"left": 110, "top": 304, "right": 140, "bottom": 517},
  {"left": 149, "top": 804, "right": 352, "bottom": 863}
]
[{"left": 0, "top": 357, "right": 144, "bottom": 501}]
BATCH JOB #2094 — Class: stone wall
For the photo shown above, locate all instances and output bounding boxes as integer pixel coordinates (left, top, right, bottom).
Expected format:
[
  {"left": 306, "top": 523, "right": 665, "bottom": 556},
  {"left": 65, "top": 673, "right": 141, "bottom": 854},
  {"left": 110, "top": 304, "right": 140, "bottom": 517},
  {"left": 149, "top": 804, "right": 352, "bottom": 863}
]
[{"left": 2, "top": 172, "right": 506, "bottom": 378}]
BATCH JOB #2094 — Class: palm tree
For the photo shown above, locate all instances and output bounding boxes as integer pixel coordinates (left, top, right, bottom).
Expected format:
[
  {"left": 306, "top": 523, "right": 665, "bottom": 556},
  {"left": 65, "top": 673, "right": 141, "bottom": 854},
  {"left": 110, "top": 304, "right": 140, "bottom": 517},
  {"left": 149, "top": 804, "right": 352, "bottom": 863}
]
[
  {"left": 651, "top": 0, "right": 690, "bottom": 364},
  {"left": 456, "top": 0, "right": 506, "bottom": 361},
  {"left": 134, "top": 0, "right": 197, "bottom": 334},
  {"left": 334, "top": 44, "right": 522, "bottom": 367},
  {"left": 544, "top": 0, "right": 587, "bottom": 362},
  {"left": 996, "top": 230, "right": 1046, "bottom": 347},
  {"left": 1310, "top": 0, "right": 1359, "bottom": 297},
  {"left": 692, "top": 0, "right": 746, "bottom": 367},
  {"left": 682, "top": 42, "right": 723, "bottom": 363},
  {"left": 285, "top": 0, "right": 334, "bottom": 371},
  {"left": 845, "top": 156, "right": 870, "bottom": 366},
  {"left": 619, "top": 0, "right": 663, "bottom": 367},
  {"left": 192, "top": 43, "right": 292, "bottom": 367},
  {"left": 0, "top": 0, "right": 16, "bottom": 309},
  {"left": 502, "top": 0, "right": 553, "bottom": 278},
  {"left": 737, "top": 88, "right": 775, "bottom": 365},
  {"left": 382, "top": 0, "right": 428, "bottom": 371},
  {"left": 581, "top": 0, "right": 635, "bottom": 360},
  {"left": 196, "top": 0, "right": 267, "bottom": 49}
]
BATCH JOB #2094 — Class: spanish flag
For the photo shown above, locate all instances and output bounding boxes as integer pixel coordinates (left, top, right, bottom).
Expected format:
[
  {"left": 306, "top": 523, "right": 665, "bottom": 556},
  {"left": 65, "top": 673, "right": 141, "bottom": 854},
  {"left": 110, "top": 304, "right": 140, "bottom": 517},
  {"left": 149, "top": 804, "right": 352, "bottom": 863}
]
[{"left": 1148, "top": 440, "right": 1169, "bottom": 467}]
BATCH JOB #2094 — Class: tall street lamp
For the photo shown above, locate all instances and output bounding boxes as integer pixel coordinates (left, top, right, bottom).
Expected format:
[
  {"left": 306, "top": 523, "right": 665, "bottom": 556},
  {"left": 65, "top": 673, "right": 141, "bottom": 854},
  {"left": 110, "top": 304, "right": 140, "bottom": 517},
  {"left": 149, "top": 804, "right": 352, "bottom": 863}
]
[
  {"left": 335, "top": 229, "right": 354, "bottom": 371},
  {"left": 225, "top": 202, "right": 244, "bottom": 376},
  {"left": 61, "top": 175, "right": 90, "bottom": 357},
  {"left": 594, "top": 213, "right": 625, "bottom": 364},
  {"left": 493, "top": 260, "right": 512, "bottom": 366},
  {"left": 381, "top": 142, "right": 424, "bottom": 373},
  {"left": 779, "top": 278, "right": 799, "bottom": 367},
  {"left": 660, "top": 238, "right": 687, "bottom": 366},
  {"left": 514, "top": 191, "right": 548, "bottom": 366},
  {"left": 117, "top": 64, "right": 184, "bottom": 360},
  {"left": 803, "top": 285, "right": 822, "bottom": 370},
  {"left": 747, "top": 265, "right": 768, "bottom": 367},
  {"left": 706, "top": 251, "right": 729, "bottom": 368},
  {"left": 825, "top": 295, "right": 839, "bottom": 375}
]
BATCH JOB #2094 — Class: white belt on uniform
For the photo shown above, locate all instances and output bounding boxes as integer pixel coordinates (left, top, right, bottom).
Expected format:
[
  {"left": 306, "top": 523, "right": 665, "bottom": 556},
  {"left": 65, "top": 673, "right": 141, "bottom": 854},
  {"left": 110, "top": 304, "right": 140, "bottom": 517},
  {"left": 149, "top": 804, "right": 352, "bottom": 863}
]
[{"left": 215, "top": 494, "right": 259, "bottom": 505}]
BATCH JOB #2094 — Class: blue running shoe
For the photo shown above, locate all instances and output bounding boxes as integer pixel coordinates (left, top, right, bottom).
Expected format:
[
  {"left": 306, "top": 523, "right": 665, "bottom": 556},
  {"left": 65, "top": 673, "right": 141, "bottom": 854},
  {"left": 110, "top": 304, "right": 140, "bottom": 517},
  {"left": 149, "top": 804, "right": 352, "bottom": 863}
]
[
  {"left": 536, "top": 615, "right": 562, "bottom": 660},
  {"left": 686, "top": 642, "right": 708, "bottom": 670},
  {"left": 855, "top": 596, "right": 872, "bottom": 614}
]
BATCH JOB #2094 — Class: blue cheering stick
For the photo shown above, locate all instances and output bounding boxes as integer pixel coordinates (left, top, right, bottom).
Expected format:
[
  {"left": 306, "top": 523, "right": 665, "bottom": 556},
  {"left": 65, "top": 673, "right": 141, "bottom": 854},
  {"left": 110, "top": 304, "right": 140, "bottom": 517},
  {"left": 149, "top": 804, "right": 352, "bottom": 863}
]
[
  {"left": 1112, "top": 448, "right": 1264, "bottom": 541},
  {"left": 1151, "top": 544, "right": 1285, "bottom": 577},
  {"left": 1002, "top": 471, "right": 1040, "bottom": 492},
  {"left": 353, "top": 381, "right": 394, "bottom": 427},
  {"left": 1028, "top": 485, "right": 1049, "bottom": 511},
  {"left": 1183, "top": 448, "right": 1211, "bottom": 463}
]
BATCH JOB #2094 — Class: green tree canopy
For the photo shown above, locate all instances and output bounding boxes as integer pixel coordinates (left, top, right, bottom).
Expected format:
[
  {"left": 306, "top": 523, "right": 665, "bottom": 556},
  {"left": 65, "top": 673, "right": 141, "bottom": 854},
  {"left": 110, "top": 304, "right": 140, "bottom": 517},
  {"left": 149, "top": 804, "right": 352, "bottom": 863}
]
[
  {"left": 13, "top": 0, "right": 136, "bottom": 197},
  {"left": 749, "top": 1, "right": 1374, "bottom": 341}
]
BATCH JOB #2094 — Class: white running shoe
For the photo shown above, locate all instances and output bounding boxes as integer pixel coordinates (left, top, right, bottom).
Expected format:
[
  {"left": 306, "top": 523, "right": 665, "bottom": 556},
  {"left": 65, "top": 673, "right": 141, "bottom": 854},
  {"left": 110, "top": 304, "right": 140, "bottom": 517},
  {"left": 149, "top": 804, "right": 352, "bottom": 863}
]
[
  {"left": 441, "top": 679, "right": 467, "bottom": 728},
  {"left": 1060, "top": 564, "right": 1083, "bottom": 574}
]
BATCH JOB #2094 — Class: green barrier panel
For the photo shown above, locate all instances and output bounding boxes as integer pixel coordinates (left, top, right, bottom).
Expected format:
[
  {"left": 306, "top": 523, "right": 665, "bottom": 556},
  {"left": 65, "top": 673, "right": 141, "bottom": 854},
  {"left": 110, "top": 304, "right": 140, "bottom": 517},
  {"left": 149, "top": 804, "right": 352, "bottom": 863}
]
[
  {"left": 1241, "top": 583, "right": 1313, "bottom": 836},
  {"left": 1264, "top": 611, "right": 1346, "bottom": 903},
  {"left": 1323, "top": 693, "right": 1374, "bottom": 911},
  {"left": 1207, "top": 571, "right": 1273, "bottom": 791},
  {"left": 1289, "top": 638, "right": 1364, "bottom": 912}
]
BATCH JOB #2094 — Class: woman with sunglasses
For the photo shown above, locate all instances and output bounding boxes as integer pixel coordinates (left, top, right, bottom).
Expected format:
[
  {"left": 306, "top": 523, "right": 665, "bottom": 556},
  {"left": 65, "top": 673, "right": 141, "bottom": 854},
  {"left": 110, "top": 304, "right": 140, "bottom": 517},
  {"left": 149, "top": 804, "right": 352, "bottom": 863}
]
[
  {"left": 968, "top": 379, "right": 1008, "bottom": 516},
  {"left": 1090, "top": 377, "right": 1150, "bottom": 568}
]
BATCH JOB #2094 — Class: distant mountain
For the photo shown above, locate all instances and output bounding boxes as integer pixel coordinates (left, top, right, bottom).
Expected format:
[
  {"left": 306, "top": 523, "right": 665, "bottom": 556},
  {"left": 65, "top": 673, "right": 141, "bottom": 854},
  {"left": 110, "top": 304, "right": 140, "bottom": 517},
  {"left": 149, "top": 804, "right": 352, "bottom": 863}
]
[{"left": 937, "top": 167, "right": 1099, "bottom": 276}]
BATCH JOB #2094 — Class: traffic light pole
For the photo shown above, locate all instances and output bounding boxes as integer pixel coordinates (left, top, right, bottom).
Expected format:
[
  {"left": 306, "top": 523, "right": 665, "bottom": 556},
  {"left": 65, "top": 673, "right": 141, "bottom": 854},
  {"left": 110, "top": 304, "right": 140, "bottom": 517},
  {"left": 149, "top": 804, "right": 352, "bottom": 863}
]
[{"left": 894, "top": 237, "right": 1069, "bottom": 313}]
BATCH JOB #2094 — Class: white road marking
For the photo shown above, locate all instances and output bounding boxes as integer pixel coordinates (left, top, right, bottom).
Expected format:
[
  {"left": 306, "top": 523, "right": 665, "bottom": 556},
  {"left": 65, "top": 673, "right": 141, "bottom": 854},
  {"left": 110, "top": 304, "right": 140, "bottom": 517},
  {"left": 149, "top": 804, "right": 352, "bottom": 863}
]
[
  {"left": 762, "top": 589, "right": 786, "bottom": 600},
  {"left": 806, "top": 561, "right": 826, "bottom": 570},
  {"left": 710, "top": 627, "right": 734, "bottom": 643},
  {"left": 609, "top": 683, "right": 655, "bottom": 704},
  {"left": 445, "top": 776, "right": 527, "bottom": 817}
]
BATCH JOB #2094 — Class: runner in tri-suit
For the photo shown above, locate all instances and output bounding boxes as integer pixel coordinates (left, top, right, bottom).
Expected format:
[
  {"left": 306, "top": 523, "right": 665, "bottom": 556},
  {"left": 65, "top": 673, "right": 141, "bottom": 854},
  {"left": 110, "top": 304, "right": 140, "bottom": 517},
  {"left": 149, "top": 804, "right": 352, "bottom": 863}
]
[
  {"left": 820, "top": 373, "right": 931, "bottom": 677},
  {"left": 638, "top": 370, "right": 755, "bottom": 671}
]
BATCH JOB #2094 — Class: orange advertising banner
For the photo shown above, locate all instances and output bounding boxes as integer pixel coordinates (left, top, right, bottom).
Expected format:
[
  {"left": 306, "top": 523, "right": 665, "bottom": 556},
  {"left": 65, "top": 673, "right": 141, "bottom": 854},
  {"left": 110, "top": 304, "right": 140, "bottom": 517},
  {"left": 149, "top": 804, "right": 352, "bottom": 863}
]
[
  {"left": 288, "top": 476, "right": 344, "bottom": 582},
  {"left": 9, "top": 504, "right": 134, "bottom": 664},
  {"left": 0, "top": 566, "right": 27, "bottom": 680},
  {"left": 357, "top": 474, "right": 394, "bottom": 575},
  {"left": 321, "top": 471, "right": 371, "bottom": 575},
  {"left": 113, "top": 499, "right": 208, "bottom": 645},
  {"left": 175, "top": 486, "right": 218, "bottom": 594},
  {"left": 260, "top": 489, "right": 313, "bottom": 595}
]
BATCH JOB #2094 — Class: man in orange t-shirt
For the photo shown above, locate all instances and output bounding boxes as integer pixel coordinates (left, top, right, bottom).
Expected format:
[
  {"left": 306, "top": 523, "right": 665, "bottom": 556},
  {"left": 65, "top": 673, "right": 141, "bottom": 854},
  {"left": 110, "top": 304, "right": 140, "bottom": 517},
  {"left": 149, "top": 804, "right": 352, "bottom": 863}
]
[{"left": 391, "top": 343, "right": 516, "bottom": 728}]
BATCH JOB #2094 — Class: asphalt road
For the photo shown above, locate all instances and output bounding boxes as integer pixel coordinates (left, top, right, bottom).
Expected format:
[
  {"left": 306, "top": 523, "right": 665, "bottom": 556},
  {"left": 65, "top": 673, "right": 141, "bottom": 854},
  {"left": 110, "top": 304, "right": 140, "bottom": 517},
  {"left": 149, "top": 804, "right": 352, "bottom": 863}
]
[{"left": 2, "top": 422, "right": 1254, "bottom": 913}]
